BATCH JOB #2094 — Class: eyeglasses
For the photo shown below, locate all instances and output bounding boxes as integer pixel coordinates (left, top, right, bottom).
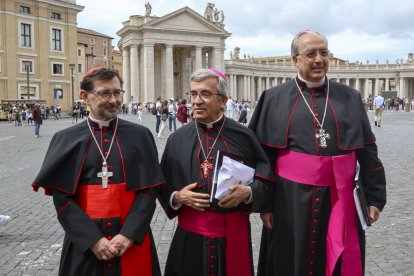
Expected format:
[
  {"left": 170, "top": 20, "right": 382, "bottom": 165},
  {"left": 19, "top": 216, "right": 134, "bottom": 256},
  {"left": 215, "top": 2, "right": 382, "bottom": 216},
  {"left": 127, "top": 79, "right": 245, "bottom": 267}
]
[
  {"left": 186, "top": 91, "right": 221, "bottom": 100},
  {"left": 297, "top": 49, "right": 330, "bottom": 59},
  {"left": 89, "top": 89, "right": 125, "bottom": 99}
]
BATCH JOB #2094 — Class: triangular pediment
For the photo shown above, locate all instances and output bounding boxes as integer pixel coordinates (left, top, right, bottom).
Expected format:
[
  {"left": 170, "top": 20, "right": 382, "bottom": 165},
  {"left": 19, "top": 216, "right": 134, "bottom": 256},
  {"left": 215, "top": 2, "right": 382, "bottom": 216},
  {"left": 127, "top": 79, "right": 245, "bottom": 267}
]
[{"left": 143, "top": 7, "right": 229, "bottom": 36}]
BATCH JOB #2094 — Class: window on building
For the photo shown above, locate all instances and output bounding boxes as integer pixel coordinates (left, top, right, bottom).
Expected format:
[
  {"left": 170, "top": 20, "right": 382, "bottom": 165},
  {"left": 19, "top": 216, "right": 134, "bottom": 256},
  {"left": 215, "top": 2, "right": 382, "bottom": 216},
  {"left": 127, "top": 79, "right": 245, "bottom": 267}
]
[
  {"left": 51, "top": 12, "right": 61, "bottom": 20},
  {"left": 90, "top": 38, "right": 95, "bottom": 45},
  {"left": 52, "top": 63, "right": 63, "bottom": 75},
  {"left": 19, "top": 85, "right": 37, "bottom": 99},
  {"left": 78, "top": 64, "right": 82, "bottom": 73},
  {"left": 78, "top": 49, "right": 82, "bottom": 56},
  {"left": 20, "top": 23, "right": 32, "bottom": 47},
  {"left": 52, "top": 29, "right": 62, "bottom": 51},
  {"left": 21, "top": 60, "right": 33, "bottom": 73},
  {"left": 91, "top": 47, "right": 94, "bottom": 55},
  {"left": 104, "top": 61, "right": 107, "bottom": 66},
  {"left": 19, "top": 6, "right": 31, "bottom": 14},
  {"left": 104, "top": 48, "right": 107, "bottom": 56},
  {"left": 103, "top": 40, "right": 107, "bottom": 46}
]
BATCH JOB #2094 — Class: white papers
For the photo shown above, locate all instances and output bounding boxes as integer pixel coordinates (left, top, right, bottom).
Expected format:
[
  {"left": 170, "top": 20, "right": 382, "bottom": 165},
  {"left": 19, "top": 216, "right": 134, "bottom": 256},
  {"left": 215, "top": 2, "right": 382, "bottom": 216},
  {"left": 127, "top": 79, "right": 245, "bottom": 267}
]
[
  {"left": 211, "top": 155, "right": 255, "bottom": 201},
  {"left": 353, "top": 188, "right": 368, "bottom": 230}
]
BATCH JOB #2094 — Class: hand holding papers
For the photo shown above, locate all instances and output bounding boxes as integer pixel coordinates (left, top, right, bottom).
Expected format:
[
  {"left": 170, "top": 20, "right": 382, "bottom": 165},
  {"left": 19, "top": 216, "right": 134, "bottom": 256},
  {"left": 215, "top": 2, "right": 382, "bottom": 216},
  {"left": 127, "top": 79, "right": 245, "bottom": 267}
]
[
  {"left": 211, "top": 151, "right": 255, "bottom": 201},
  {"left": 353, "top": 164, "right": 371, "bottom": 230}
]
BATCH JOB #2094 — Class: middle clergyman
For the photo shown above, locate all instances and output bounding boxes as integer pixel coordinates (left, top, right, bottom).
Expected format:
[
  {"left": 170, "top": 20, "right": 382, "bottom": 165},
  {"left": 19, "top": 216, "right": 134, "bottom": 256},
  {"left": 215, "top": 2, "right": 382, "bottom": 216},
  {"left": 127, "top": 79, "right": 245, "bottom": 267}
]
[{"left": 157, "top": 68, "right": 275, "bottom": 276}]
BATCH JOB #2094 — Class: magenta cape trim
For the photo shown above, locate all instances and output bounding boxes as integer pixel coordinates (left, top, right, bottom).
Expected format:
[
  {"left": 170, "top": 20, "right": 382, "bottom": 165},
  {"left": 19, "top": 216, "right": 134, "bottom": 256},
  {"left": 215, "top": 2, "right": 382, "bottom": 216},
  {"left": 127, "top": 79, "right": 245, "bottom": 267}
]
[
  {"left": 178, "top": 206, "right": 252, "bottom": 276},
  {"left": 275, "top": 149, "right": 362, "bottom": 276}
]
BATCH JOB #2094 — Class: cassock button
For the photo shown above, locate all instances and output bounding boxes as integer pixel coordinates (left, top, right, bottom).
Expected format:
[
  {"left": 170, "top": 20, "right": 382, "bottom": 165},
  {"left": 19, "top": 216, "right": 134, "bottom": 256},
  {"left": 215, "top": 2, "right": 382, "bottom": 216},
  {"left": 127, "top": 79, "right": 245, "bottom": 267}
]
[
  {"left": 208, "top": 129, "right": 214, "bottom": 133},
  {"left": 107, "top": 222, "right": 113, "bottom": 227},
  {"left": 315, "top": 113, "right": 319, "bottom": 117},
  {"left": 107, "top": 236, "right": 113, "bottom": 240},
  {"left": 313, "top": 219, "right": 319, "bottom": 223},
  {"left": 314, "top": 104, "right": 318, "bottom": 108},
  {"left": 315, "top": 198, "right": 320, "bottom": 202},
  {"left": 208, "top": 156, "right": 214, "bottom": 160},
  {"left": 107, "top": 165, "right": 112, "bottom": 169},
  {"left": 105, "top": 151, "right": 111, "bottom": 155},
  {"left": 107, "top": 263, "right": 112, "bottom": 268},
  {"left": 209, "top": 137, "right": 215, "bottom": 141},
  {"left": 104, "top": 139, "right": 110, "bottom": 143},
  {"left": 314, "top": 209, "right": 320, "bottom": 213},
  {"left": 313, "top": 96, "right": 318, "bottom": 100}
]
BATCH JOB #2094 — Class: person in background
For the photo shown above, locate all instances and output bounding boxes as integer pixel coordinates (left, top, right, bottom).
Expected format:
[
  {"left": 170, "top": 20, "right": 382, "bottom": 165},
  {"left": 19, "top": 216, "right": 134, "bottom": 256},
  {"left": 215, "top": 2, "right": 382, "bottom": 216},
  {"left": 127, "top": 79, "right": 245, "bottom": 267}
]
[{"left": 373, "top": 93, "right": 385, "bottom": 127}]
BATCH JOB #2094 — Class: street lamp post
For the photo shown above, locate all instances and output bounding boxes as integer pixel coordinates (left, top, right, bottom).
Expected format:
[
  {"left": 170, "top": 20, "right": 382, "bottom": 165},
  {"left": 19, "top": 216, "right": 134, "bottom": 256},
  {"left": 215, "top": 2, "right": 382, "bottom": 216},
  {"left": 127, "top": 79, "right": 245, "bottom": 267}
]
[
  {"left": 26, "top": 63, "right": 31, "bottom": 99},
  {"left": 69, "top": 64, "right": 75, "bottom": 106}
]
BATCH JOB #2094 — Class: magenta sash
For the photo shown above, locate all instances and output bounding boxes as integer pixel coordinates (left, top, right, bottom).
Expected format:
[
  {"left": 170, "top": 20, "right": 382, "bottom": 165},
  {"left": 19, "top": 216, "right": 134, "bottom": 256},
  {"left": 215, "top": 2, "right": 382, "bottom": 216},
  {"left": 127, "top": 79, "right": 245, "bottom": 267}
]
[
  {"left": 178, "top": 206, "right": 252, "bottom": 276},
  {"left": 275, "top": 149, "right": 362, "bottom": 276}
]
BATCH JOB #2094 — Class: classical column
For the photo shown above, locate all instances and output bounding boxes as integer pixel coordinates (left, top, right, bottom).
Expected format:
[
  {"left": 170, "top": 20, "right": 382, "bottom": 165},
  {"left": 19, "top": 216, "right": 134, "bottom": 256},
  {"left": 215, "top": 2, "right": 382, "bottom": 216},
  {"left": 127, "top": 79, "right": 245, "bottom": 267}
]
[
  {"left": 212, "top": 47, "right": 222, "bottom": 71},
  {"left": 229, "top": 74, "right": 234, "bottom": 98},
  {"left": 247, "top": 75, "right": 251, "bottom": 100},
  {"left": 265, "top": 77, "right": 270, "bottom": 90},
  {"left": 257, "top": 77, "right": 262, "bottom": 94},
  {"left": 233, "top": 75, "right": 237, "bottom": 99},
  {"left": 195, "top": 46, "right": 202, "bottom": 71},
  {"left": 375, "top": 78, "right": 380, "bottom": 95},
  {"left": 399, "top": 77, "right": 405, "bottom": 98},
  {"left": 365, "top": 79, "right": 370, "bottom": 97},
  {"left": 130, "top": 45, "right": 139, "bottom": 102},
  {"left": 385, "top": 78, "right": 390, "bottom": 91},
  {"left": 355, "top": 78, "right": 360, "bottom": 91},
  {"left": 143, "top": 43, "right": 155, "bottom": 102},
  {"left": 250, "top": 76, "right": 255, "bottom": 100},
  {"left": 122, "top": 47, "right": 131, "bottom": 103},
  {"left": 346, "top": 78, "right": 350, "bottom": 86},
  {"left": 243, "top": 75, "right": 248, "bottom": 100},
  {"left": 165, "top": 44, "right": 174, "bottom": 100}
]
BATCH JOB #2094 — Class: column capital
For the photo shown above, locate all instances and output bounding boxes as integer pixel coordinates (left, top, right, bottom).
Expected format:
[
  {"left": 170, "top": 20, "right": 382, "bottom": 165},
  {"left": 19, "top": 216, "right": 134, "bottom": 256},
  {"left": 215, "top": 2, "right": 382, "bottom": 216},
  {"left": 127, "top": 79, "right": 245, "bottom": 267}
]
[{"left": 143, "top": 42, "right": 155, "bottom": 47}]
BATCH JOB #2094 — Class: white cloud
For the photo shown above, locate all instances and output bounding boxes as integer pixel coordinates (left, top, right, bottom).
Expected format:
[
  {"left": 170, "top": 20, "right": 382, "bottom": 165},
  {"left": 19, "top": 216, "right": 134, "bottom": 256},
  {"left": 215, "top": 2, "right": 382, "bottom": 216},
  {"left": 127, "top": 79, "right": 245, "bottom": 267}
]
[{"left": 76, "top": 0, "right": 414, "bottom": 63}]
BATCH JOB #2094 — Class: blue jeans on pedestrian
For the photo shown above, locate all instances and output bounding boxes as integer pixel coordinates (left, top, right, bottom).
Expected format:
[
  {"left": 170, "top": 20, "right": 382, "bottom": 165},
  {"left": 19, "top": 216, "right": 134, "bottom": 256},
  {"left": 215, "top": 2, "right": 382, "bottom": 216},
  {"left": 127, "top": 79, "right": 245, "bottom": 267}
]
[
  {"left": 168, "top": 114, "right": 176, "bottom": 131},
  {"left": 35, "top": 122, "right": 41, "bottom": 136},
  {"left": 156, "top": 115, "right": 161, "bottom": 133}
]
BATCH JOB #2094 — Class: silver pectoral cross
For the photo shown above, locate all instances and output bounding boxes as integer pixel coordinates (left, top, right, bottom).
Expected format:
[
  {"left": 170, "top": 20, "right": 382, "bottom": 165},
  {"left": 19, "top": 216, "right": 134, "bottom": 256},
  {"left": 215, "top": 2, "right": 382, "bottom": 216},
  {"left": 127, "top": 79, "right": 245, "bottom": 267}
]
[
  {"left": 97, "top": 162, "right": 113, "bottom": 188},
  {"left": 315, "top": 128, "right": 330, "bottom": 148}
]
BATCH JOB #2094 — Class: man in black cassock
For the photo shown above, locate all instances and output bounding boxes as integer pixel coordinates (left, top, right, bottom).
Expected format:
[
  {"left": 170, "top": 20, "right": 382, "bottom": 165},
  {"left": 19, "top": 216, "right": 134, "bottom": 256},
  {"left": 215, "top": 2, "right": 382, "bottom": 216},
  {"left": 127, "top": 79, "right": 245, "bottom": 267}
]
[
  {"left": 249, "top": 31, "right": 386, "bottom": 276},
  {"left": 157, "top": 68, "right": 275, "bottom": 276},
  {"left": 32, "top": 68, "right": 164, "bottom": 276}
]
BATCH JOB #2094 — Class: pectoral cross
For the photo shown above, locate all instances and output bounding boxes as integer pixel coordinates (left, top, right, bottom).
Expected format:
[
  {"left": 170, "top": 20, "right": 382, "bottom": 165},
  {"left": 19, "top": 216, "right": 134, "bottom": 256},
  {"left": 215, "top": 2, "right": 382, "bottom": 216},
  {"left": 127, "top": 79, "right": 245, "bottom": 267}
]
[
  {"left": 200, "top": 160, "right": 214, "bottom": 177},
  {"left": 315, "top": 128, "right": 330, "bottom": 148},
  {"left": 97, "top": 162, "right": 113, "bottom": 188}
]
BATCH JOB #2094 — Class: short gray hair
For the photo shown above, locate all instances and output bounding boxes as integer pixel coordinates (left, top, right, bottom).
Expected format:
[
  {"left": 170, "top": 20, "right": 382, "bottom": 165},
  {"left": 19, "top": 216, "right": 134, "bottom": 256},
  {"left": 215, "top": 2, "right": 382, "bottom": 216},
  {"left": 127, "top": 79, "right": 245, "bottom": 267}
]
[
  {"left": 190, "top": 68, "right": 228, "bottom": 97},
  {"left": 291, "top": 30, "right": 328, "bottom": 57}
]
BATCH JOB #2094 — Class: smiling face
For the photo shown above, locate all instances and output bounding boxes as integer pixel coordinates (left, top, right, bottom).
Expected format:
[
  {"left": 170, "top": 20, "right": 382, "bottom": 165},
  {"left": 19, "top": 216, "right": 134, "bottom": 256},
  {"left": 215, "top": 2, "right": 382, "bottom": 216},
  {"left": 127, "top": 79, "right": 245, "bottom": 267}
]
[
  {"left": 190, "top": 76, "right": 227, "bottom": 123},
  {"left": 80, "top": 76, "right": 122, "bottom": 121},
  {"left": 292, "top": 32, "right": 329, "bottom": 82}
]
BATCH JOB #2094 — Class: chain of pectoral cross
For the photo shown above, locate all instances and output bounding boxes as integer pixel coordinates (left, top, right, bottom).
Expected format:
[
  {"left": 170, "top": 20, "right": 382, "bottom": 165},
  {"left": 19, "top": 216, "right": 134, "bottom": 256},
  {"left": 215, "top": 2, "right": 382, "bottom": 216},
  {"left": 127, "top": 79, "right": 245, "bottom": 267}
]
[
  {"left": 195, "top": 117, "right": 226, "bottom": 177},
  {"left": 86, "top": 118, "right": 119, "bottom": 188},
  {"left": 294, "top": 78, "right": 331, "bottom": 148}
]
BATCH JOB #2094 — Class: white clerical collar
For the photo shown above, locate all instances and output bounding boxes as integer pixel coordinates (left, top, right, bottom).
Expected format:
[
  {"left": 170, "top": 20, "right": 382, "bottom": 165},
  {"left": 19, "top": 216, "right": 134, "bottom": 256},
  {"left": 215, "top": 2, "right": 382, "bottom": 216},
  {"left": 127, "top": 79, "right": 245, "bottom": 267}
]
[
  {"left": 297, "top": 74, "right": 326, "bottom": 88},
  {"left": 199, "top": 113, "right": 224, "bottom": 129},
  {"left": 88, "top": 115, "right": 113, "bottom": 128}
]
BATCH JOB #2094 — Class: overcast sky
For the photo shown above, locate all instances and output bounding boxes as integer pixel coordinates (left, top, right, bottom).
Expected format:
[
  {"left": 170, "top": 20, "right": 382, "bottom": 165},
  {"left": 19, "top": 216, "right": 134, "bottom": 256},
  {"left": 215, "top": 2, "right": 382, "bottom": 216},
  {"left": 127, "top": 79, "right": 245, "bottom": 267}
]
[{"left": 77, "top": 0, "right": 414, "bottom": 64}]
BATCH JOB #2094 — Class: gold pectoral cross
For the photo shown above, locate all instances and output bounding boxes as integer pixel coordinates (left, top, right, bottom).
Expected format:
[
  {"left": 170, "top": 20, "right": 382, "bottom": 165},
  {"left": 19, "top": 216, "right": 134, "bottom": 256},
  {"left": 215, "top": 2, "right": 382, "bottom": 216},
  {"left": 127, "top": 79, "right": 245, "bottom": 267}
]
[
  {"left": 97, "top": 162, "right": 113, "bottom": 188},
  {"left": 200, "top": 160, "right": 214, "bottom": 177}
]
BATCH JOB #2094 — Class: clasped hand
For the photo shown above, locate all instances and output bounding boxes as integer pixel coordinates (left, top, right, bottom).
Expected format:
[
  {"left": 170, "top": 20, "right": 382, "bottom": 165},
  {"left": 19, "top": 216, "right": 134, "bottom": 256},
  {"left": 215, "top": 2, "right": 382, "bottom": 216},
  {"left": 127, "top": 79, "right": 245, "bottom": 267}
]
[
  {"left": 91, "top": 234, "right": 133, "bottom": 261},
  {"left": 173, "top": 182, "right": 251, "bottom": 211}
]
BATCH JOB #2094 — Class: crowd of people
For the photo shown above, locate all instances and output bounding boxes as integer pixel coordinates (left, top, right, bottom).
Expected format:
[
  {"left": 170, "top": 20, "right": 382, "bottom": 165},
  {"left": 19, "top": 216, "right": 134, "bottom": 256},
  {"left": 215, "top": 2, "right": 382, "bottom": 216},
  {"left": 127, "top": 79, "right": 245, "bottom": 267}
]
[
  {"left": 0, "top": 30, "right": 389, "bottom": 276},
  {"left": 364, "top": 96, "right": 414, "bottom": 111}
]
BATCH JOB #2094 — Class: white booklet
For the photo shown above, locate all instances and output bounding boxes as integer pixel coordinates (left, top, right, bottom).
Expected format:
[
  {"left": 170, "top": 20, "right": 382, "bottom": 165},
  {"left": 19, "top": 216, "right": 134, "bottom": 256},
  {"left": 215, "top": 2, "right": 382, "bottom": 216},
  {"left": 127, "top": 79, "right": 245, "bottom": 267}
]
[{"left": 210, "top": 151, "right": 255, "bottom": 202}]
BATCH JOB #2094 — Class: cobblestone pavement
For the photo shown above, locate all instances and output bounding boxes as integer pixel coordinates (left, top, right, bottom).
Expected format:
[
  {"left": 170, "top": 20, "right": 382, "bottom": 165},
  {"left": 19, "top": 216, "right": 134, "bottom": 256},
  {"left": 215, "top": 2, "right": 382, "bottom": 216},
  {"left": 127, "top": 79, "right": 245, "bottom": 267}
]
[{"left": 0, "top": 110, "right": 413, "bottom": 275}]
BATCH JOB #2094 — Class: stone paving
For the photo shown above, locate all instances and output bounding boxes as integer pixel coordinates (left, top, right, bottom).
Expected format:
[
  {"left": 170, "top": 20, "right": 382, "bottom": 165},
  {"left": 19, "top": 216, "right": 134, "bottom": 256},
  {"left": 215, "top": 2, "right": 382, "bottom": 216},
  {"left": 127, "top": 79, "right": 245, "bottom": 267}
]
[{"left": 0, "top": 110, "right": 413, "bottom": 275}]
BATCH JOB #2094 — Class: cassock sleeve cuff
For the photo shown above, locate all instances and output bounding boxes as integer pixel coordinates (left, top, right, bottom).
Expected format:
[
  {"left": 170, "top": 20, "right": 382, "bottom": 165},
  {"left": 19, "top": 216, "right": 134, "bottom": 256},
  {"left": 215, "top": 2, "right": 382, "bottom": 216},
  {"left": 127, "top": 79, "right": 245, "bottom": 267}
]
[
  {"left": 244, "top": 186, "right": 253, "bottom": 204},
  {"left": 170, "top": 191, "right": 182, "bottom": 210}
]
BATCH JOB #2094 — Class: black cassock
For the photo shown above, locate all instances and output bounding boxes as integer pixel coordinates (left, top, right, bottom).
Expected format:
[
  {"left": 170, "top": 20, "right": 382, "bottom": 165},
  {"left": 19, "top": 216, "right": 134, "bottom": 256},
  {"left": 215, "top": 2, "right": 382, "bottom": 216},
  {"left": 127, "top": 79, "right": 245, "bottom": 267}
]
[
  {"left": 158, "top": 116, "right": 275, "bottom": 276},
  {"left": 249, "top": 77, "right": 386, "bottom": 276},
  {"left": 32, "top": 118, "right": 165, "bottom": 276}
]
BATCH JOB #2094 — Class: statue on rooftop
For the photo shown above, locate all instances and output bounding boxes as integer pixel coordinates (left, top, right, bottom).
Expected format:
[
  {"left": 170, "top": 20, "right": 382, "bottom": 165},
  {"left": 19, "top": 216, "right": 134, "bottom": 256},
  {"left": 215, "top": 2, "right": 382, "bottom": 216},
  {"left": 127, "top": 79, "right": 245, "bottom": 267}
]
[{"left": 145, "top": 2, "right": 152, "bottom": 17}]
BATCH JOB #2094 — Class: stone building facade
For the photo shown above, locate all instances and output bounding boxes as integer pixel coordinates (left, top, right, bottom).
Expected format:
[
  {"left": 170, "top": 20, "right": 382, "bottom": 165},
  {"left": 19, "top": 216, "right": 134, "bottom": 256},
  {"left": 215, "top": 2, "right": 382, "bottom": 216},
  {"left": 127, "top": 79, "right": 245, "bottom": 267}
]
[{"left": 0, "top": 0, "right": 83, "bottom": 107}]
